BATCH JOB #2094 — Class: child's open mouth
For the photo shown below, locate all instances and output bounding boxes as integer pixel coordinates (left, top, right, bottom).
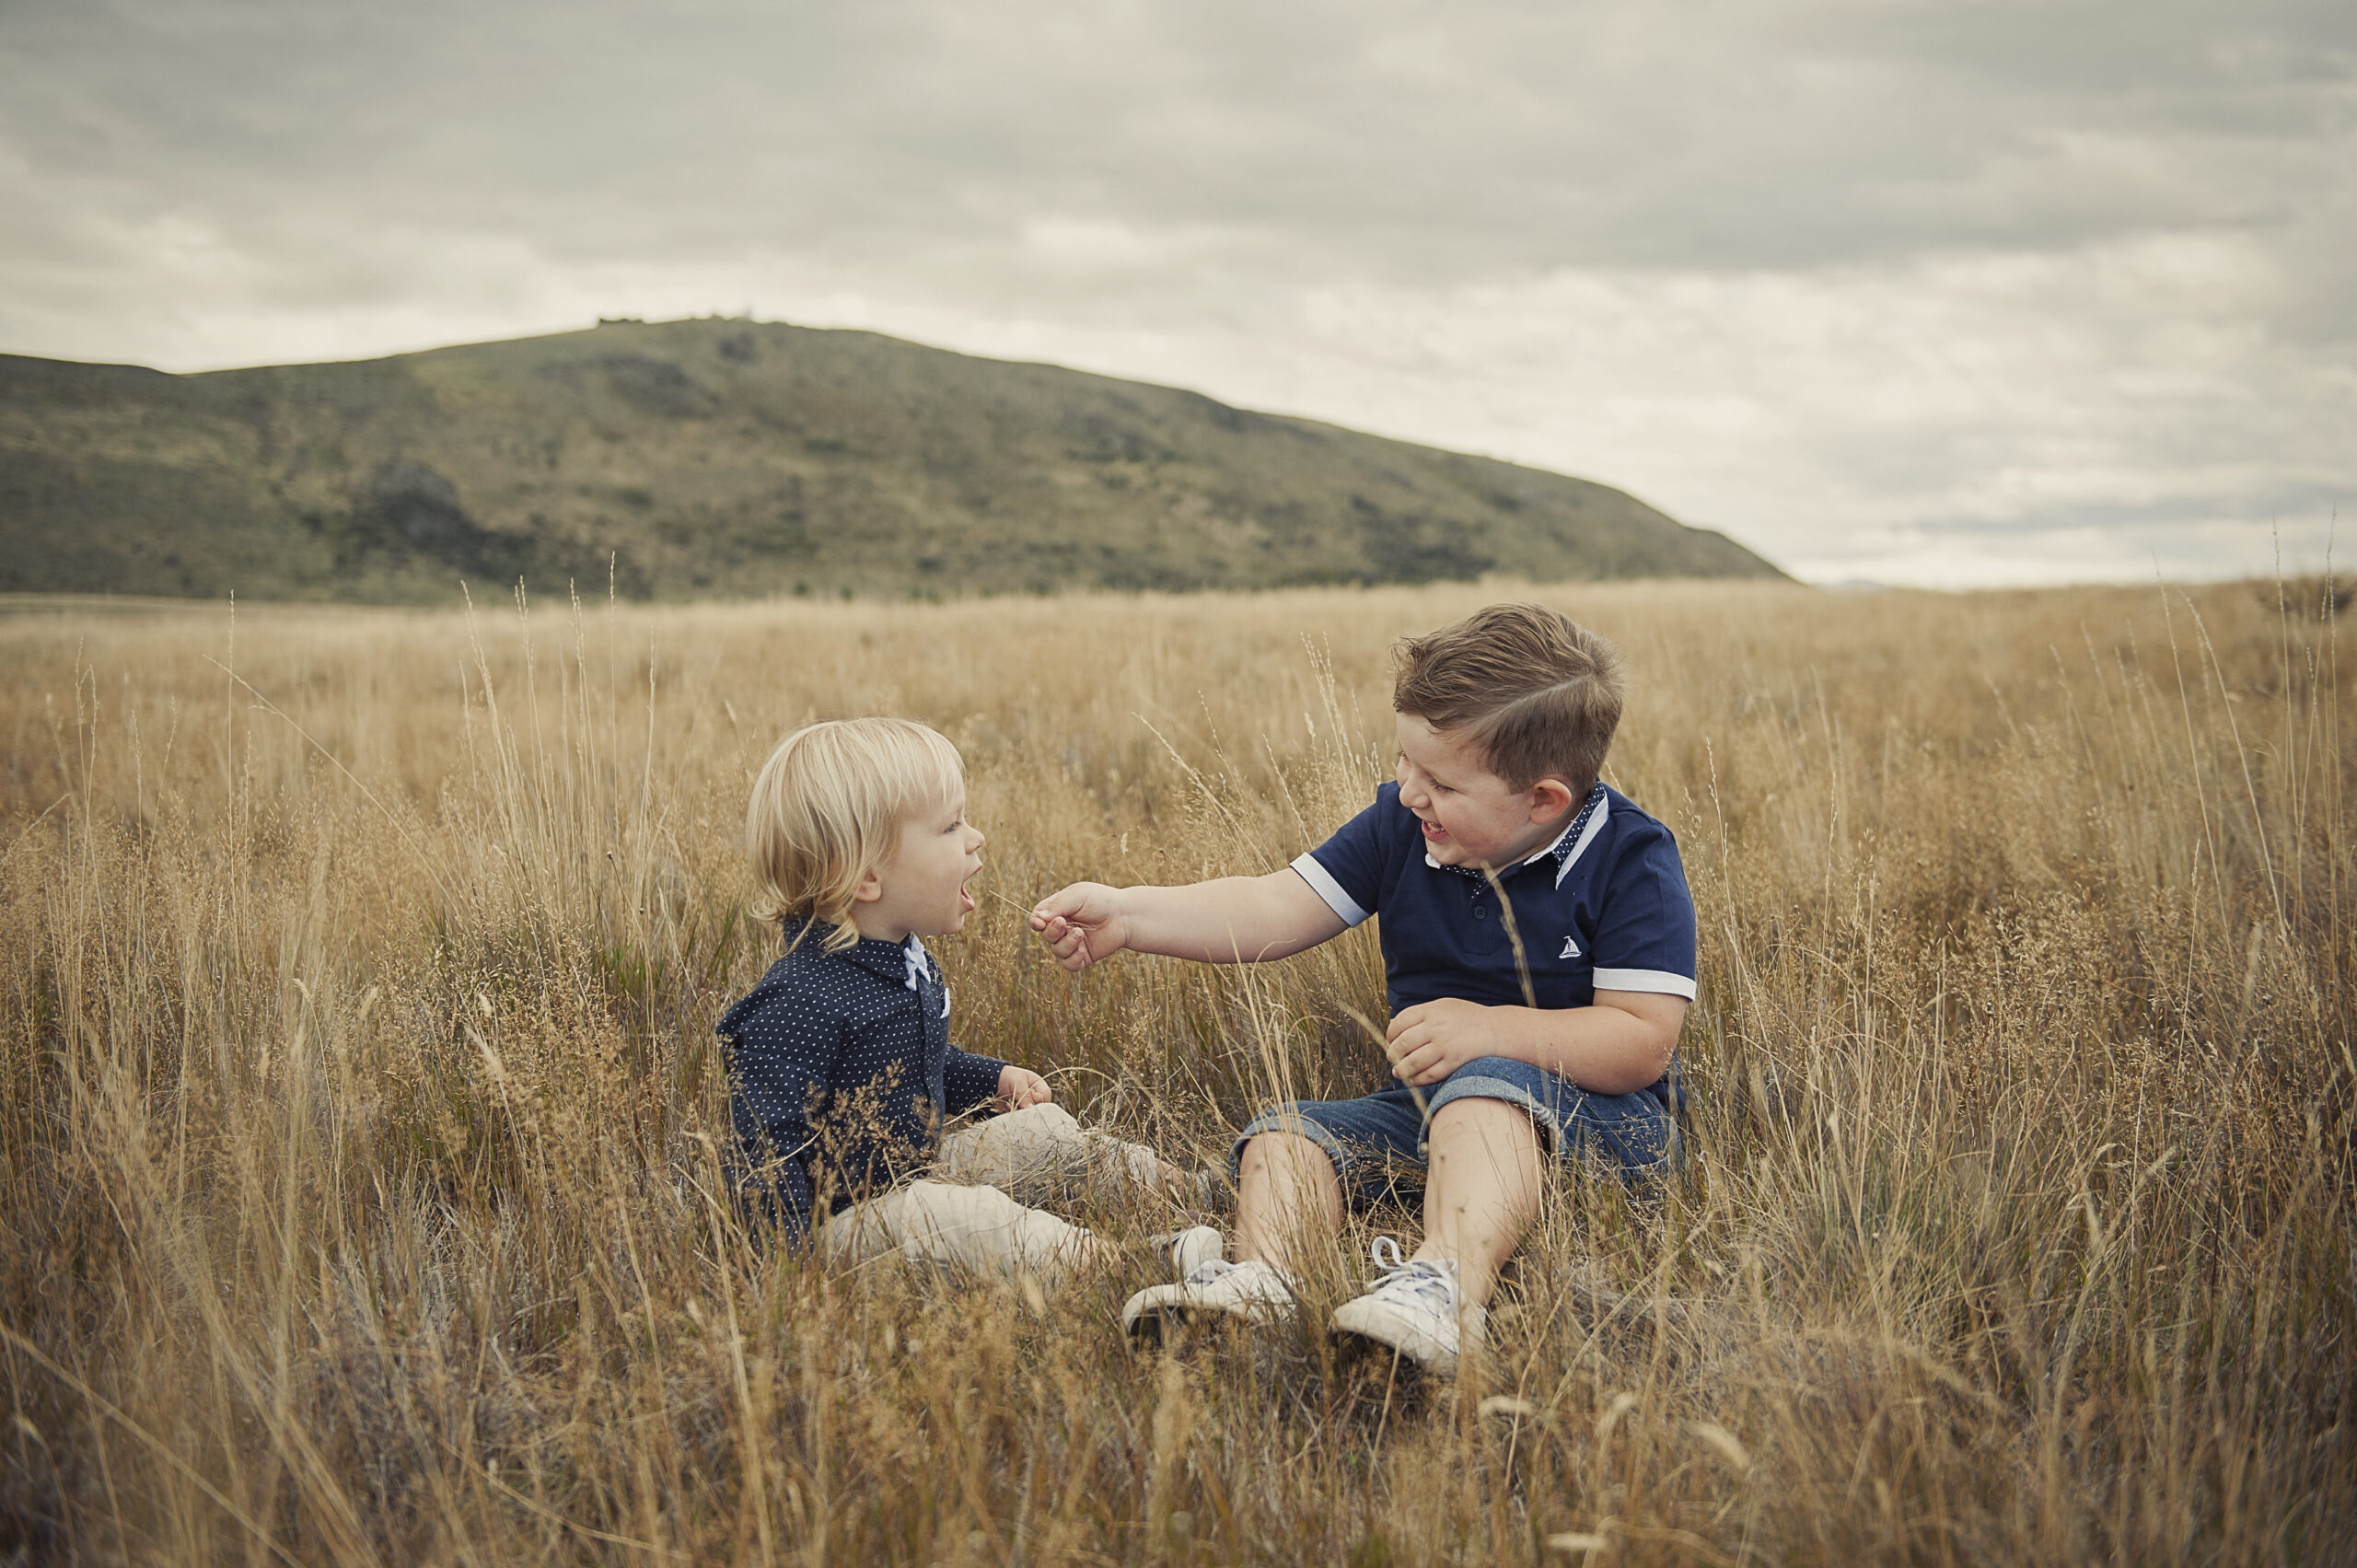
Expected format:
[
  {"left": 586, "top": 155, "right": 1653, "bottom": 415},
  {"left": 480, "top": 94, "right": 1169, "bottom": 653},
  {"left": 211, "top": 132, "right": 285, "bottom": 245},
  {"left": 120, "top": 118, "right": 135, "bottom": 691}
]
[
  {"left": 1420, "top": 819, "right": 1448, "bottom": 842},
  {"left": 959, "top": 872, "right": 978, "bottom": 912}
]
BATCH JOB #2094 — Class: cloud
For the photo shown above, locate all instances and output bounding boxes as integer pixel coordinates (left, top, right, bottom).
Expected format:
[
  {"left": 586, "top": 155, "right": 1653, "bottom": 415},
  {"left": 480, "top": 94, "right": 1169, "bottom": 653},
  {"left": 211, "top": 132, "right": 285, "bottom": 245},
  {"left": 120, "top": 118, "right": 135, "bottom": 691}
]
[{"left": 1, "top": 0, "right": 2351, "bottom": 584}]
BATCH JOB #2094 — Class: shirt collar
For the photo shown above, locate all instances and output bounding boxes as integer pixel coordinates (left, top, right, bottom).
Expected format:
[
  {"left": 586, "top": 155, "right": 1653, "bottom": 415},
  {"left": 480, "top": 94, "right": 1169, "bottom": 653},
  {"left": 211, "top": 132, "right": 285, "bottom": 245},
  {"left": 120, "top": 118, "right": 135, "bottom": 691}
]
[
  {"left": 785, "top": 917, "right": 927, "bottom": 985},
  {"left": 841, "top": 935, "right": 935, "bottom": 993},
  {"left": 1426, "top": 782, "right": 1608, "bottom": 886}
]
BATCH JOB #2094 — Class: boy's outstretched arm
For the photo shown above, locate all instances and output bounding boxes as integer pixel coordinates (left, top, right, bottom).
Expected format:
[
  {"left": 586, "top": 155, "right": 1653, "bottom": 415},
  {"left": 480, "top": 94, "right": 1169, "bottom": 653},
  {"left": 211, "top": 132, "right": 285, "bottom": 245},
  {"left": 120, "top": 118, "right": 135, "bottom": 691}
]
[{"left": 1030, "top": 870, "right": 1347, "bottom": 970}]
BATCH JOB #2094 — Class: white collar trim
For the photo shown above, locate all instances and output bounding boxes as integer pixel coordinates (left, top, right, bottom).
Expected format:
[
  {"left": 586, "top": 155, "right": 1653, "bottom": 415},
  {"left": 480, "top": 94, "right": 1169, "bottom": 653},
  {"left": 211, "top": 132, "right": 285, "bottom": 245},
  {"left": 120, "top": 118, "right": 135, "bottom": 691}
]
[{"left": 1554, "top": 794, "right": 1609, "bottom": 887}]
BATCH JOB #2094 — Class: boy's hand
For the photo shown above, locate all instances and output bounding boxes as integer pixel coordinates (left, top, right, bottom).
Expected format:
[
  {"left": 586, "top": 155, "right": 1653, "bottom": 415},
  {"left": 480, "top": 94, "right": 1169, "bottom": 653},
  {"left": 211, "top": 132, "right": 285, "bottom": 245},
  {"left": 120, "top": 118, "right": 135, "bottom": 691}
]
[
  {"left": 1028, "top": 883, "right": 1131, "bottom": 970},
  {"left": 996, "top": 1064, "right": 1054, "bottom": 1109},
  {"left": 1384, "top": 997, "right": 1505, "bottom": 1086}
]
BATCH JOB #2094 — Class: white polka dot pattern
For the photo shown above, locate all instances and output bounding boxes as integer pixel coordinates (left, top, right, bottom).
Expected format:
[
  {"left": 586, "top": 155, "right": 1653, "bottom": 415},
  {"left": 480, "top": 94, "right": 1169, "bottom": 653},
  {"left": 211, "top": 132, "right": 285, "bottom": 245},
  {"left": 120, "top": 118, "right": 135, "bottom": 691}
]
[{"left": 717, "top": 919, "right": 1008, "bottom": 1236}]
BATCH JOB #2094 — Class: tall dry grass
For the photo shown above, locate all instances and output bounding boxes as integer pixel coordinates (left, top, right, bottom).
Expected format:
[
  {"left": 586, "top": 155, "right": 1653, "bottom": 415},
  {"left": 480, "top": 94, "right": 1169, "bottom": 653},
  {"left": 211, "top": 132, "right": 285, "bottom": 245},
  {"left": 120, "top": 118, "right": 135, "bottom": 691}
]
[{"left": 0, "top": 578, "right": 2349, "bottom": 1566}]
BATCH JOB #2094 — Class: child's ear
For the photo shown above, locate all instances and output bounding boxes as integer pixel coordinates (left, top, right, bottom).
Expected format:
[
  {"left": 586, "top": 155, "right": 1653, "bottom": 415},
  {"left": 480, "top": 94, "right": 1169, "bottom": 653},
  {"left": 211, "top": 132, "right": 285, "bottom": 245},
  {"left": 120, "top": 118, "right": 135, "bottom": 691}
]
[
  {"left": 852, "top": 866, "right": 886, "bottom": 905},
  {"left": 1528, "top": 778, "right": 1576, "bottom": 824}
]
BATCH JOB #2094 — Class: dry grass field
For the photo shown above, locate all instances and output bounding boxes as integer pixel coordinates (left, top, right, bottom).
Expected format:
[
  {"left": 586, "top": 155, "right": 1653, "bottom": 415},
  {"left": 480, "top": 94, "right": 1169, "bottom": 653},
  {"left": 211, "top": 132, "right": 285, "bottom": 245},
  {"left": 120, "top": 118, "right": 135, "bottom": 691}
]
[{"left": 1, "top": 577, "right": 2350, "bottom": 1566}]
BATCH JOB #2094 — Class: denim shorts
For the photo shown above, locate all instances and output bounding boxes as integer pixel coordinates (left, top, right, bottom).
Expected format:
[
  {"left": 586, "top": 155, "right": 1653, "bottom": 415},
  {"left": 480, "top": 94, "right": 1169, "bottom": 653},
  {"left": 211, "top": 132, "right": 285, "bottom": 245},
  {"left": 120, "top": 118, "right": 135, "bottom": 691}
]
[{"left": 1232, "top": 1055, "right": 1679, "bottom": 1202}]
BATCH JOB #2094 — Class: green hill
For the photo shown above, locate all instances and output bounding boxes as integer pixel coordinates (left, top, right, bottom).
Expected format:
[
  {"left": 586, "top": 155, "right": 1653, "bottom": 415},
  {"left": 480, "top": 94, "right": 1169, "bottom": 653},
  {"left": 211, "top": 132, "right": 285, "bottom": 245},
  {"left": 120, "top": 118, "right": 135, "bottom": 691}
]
[{"left": 0, "top": 318, "right": 1782, "bottom": 601}]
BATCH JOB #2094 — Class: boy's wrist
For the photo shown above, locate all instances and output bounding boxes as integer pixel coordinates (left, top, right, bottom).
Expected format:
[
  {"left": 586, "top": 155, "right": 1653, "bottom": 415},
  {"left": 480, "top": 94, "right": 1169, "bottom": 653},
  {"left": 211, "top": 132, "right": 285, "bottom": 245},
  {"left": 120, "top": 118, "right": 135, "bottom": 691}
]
[
  {"left": 1485, "top": 1003, "right": 1553, "bottom": 1067},
  {"left": 1102, "top": 883, "right": 1146, "bottom": 943}
]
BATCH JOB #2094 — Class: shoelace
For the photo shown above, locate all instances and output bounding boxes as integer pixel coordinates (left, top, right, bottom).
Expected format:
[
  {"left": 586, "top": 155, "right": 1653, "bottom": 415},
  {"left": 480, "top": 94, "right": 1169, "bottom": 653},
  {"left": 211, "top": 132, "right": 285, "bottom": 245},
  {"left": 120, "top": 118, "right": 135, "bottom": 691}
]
[
  {"left": 1366, "top": 1237, "right": 1458, "bottom": 1310},
  {"left": 1185, "top": 1258, "right": 1239, "bottom": 1287}
]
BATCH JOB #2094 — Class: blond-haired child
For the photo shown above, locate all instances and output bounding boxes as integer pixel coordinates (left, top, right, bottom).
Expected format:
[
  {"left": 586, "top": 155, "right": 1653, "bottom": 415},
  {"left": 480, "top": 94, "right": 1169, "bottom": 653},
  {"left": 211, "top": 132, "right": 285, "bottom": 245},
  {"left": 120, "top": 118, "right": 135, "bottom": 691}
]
[{"left": 721, "top": 717, "right": 1213, "bottom": 1283}]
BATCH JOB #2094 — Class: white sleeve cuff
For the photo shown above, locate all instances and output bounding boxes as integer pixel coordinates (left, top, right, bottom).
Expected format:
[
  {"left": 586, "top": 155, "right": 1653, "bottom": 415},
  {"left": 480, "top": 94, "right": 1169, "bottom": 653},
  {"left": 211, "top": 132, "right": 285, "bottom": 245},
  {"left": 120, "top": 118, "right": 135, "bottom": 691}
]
[
  {"left": 1593, "top": 967, "right": 1698, "bottom": 1000},
  {"left": 1290, "top": 854, "right": 1370, "bottom": 928}
]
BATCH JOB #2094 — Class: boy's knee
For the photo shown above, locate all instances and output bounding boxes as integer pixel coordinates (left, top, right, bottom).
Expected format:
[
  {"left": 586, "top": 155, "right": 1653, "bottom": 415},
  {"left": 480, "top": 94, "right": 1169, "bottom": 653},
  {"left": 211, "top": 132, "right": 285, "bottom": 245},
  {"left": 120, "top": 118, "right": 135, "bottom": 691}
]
[
  {"left": 1430, "top": 1062, "right": 1558, "bottom": 1147},
  {"left": 1428, "top": 1094, "right": 1544, "bottom": 1144},
  {"left": 1242, "top": 1126, "right": 1335, "bottom": 1176}
]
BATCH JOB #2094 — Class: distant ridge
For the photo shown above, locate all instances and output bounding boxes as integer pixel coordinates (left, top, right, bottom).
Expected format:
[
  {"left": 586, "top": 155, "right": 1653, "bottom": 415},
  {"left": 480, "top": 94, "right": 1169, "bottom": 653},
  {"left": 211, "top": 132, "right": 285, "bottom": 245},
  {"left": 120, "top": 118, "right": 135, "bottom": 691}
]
[{"left": 0, "top": 318, "right": 1783, "bottom": 601}]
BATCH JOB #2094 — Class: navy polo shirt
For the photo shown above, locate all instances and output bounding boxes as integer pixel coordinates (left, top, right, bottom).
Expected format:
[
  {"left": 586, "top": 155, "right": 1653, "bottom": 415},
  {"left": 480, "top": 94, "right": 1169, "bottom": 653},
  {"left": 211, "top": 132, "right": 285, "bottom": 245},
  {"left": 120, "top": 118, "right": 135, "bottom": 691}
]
[
  {"left": 717, "top": 919, "right": 1007, "bottom": 1237},
  {"left": 1290, "top": 781, "right": 1698, "bottom": 1025}
]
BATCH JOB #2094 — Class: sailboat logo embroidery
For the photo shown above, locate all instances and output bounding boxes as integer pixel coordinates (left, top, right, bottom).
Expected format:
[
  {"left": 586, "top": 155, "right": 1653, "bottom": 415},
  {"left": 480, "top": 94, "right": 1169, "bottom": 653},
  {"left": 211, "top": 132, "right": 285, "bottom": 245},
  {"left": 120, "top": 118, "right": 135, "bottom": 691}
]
[{"left": 1560, "top": 935, "right": 1582, "bottom": 959}]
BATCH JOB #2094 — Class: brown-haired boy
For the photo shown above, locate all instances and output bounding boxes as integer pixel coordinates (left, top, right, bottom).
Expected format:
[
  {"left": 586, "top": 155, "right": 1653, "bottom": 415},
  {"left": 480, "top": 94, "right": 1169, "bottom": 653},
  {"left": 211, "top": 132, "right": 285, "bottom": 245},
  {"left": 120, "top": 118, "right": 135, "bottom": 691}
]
[{"left": 1030, "top": 604, "right": 1695, "bottom": 1375}]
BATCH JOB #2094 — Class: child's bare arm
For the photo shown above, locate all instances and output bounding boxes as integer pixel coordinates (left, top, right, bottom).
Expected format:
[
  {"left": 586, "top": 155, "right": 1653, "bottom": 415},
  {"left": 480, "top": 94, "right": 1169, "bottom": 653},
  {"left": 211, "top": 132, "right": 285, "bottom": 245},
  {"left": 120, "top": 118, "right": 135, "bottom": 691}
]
[
  {"left": 1383, "top": 990, "right": 1686, "bottom": 1097},
  {"left": 1029, "top": 870, "right": 1347, "bottom": 970}
]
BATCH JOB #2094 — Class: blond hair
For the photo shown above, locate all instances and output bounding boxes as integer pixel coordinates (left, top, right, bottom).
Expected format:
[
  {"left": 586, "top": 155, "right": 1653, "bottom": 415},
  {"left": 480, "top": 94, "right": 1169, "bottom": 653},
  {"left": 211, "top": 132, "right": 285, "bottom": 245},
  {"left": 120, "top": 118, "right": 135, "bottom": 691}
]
[
  {"left": 745, "top": 718, "right": 966, "bottom": 950},
  {"left": 1391, "top": 603, "right": 1625, "bottom": 793}
]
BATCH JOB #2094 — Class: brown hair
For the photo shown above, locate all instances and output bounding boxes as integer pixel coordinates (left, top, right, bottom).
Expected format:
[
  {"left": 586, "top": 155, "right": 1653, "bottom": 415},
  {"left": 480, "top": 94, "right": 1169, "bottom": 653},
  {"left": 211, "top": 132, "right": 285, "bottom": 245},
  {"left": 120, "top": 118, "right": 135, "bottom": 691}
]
[
  {"left": 1391, "top": 603, "right": 1625, "bottom": 792},
  {"left": 745, "top": 717, "right": 965, "bottom": 951}
]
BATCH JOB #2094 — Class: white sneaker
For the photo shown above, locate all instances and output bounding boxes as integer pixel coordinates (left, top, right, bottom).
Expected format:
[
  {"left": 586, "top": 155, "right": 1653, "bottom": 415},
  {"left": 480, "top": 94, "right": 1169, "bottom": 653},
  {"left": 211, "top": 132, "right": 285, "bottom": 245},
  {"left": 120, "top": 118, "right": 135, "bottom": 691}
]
[
  {"left": 1121, "top": 1258, "right": 1298, "bottom": 1340},
  {"left": 1330, "top": 1237, "right": 1484, "bottom": 1376},
  {"left": 1145, "top": 1225, "right": 1226, "bottom": 1280}
]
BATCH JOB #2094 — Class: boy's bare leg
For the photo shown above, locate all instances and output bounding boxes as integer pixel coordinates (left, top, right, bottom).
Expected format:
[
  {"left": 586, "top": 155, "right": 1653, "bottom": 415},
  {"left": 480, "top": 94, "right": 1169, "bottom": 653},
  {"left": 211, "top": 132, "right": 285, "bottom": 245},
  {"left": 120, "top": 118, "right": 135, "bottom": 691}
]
[
  {"left": 1412, "top": 1098, "right": 1544, "bottom": 1308},
  {"left": 1232, "top": 1130, "right": 1344, "bottom": 1275}
]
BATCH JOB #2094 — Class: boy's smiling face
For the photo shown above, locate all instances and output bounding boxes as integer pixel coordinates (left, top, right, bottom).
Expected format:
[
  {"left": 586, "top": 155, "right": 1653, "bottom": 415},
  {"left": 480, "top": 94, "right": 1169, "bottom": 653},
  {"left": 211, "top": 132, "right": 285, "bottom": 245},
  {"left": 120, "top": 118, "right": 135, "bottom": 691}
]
[
  {"left": 855, "top": 788, "right": 986, "bottom": 942},
  {"left": 1394, "top": 713, "right": 1577, "bottom": 870}
]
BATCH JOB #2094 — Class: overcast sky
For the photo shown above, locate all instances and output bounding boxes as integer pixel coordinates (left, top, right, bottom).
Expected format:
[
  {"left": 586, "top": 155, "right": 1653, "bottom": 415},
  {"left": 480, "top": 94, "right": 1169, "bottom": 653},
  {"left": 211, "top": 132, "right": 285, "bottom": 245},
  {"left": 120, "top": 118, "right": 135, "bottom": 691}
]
[{"left": 3, "top": 0, "right": 2351, "bottom": 585}]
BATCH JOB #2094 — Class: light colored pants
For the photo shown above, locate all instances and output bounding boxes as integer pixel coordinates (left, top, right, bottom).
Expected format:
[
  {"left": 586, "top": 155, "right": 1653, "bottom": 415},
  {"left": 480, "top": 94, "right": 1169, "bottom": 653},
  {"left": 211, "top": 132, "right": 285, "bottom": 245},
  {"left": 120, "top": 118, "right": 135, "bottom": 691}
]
[
  {"left": 819, "top": 1104, "right": 1167, "bottom": 1280},
  {"left": 932, "top": 1101, "right": 1168, "bottom": 1197}
]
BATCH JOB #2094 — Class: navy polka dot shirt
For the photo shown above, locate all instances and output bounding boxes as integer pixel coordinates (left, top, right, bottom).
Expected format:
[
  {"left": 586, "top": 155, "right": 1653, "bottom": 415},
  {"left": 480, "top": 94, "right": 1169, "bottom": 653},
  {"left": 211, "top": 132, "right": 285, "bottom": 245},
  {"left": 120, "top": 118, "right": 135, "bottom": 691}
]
[{"left": 717, "top": 917, "right": 1007, "bottom": 1237}]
